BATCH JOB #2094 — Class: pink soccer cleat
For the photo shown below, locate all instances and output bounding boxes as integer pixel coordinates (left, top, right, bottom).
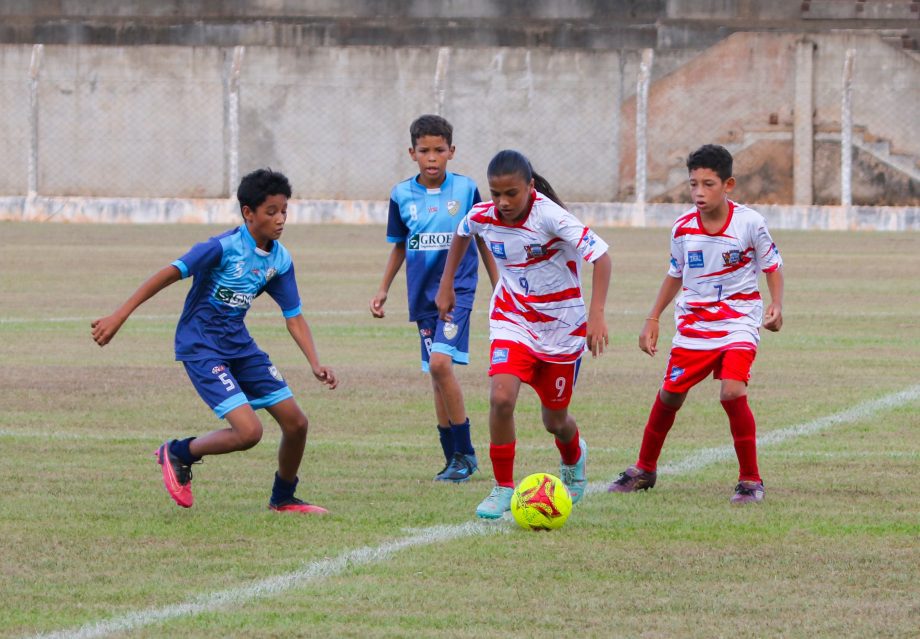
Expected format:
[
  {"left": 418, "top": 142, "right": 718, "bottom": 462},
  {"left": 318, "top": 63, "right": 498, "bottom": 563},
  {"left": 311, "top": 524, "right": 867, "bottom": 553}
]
[{"left": 155, "top": 441, "right": 194, "bottom": 508}]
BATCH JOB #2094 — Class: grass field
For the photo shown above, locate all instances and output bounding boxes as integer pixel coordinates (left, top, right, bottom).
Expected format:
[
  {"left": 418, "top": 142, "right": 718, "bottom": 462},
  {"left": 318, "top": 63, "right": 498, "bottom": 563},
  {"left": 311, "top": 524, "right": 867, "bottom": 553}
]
[{"left": 0, "top": 222, "right": 918, "bottom": 639}]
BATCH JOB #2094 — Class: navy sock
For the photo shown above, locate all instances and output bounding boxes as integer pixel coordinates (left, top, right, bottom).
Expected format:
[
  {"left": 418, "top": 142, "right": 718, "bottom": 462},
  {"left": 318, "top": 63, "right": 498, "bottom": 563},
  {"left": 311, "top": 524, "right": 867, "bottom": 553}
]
[
  {"left": 169, "top": 437, "right": 200, "bottom": 465},
  {"left": 271, "top": 472, "right": 298, "bottom": 505},
  {"left": 437, "top": 425, "right": 455, "bottom": 462},
  {"left": 450, "top": 419, "right": 475, "bottom": 456}
]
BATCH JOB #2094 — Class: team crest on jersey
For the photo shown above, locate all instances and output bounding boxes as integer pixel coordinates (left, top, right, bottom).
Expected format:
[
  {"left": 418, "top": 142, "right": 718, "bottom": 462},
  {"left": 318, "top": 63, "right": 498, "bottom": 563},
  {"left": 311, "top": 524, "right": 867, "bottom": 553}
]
[
  {"left": 447, "top": 200, "right": 460, "bottom": 215},
  {"left": 211, "top": 365, "right": 226, "bottom": 374},
  {"left": 233, "top": 261, "right": 246, "bottom": 278},
  {"left": 268, "top": 365, "right": 283, "bottom": 381},
  {"left": 443, "top": 322, "right": 458, "bottom": 340},
  {"left": 524, "top": 243, "right": 546, "bottom": 259},
  {"left": 491, "top": 348, "right": 509, "bottom": 364},
  {"left": 408, "top": 203, "right": 418, "bottom": 222},
  {"left": 265, "top": 267, "right": 277, "bottom": 281},
  {"left": 490, "top": 241, "right": 507, "bottom": 259},
  {"left": 722, "top": 250, "right": 742, "bottom": 266},
  {"left": 688, "top": 250, "right": 704, "bottom": 268}
]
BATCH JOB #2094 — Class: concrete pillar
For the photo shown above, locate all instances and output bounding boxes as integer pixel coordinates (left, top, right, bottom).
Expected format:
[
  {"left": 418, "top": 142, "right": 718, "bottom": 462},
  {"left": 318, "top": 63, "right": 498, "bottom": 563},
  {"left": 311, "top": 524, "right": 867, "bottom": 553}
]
[{"left": 793, "top": 39, "right": 816, "bottom": 205}]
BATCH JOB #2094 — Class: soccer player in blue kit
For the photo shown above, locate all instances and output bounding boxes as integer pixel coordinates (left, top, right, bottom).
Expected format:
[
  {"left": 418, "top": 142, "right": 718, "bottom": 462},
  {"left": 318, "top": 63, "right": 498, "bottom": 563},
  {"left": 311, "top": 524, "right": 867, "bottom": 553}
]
[
  {"left": 92, "top": 169, "right": 337, "bottom": 514},
  {"left": 370, "top": 115, "right": 498, "bottom": 482}
]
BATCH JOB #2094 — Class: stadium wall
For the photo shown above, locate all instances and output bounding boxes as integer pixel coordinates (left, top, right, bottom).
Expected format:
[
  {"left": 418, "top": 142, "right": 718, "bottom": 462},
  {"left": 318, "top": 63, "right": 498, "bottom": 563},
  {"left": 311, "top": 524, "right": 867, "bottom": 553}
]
[{"left": 1, "top": 196, "right": 916, "bottom": 231}]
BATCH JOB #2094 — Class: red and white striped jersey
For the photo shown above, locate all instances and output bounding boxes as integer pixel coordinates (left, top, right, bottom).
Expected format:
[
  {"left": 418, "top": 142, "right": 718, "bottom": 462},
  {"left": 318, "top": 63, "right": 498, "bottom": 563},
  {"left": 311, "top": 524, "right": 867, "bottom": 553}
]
[
  {"left": 667, "top": 201, "right": 782, "bottom": 351},
  {"left": 457, "top": 191, "right": 609, "bottom": 361}
]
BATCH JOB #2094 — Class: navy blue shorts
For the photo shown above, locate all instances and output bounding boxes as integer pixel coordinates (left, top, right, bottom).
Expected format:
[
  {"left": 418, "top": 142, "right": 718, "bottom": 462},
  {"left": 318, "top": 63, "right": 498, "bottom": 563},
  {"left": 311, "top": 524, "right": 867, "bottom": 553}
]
[
  {"left": 416, "top": 306, "right": 472, "bottom": 373},
  {"left": 182, "top": 350, "right": 293, "bottom": 419}
]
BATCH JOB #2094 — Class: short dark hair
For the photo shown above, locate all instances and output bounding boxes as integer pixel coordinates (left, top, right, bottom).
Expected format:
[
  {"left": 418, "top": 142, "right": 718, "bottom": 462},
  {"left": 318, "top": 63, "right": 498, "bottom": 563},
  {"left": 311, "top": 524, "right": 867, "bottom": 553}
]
[
  {"left": 237, "top": 168, "right": 292, "bottom": 215},
  {"left": 687, "top": 144, "right": 733, "bottom": 181},
  {"left": 410, "top": 114, "right": 453, "bottom": 147}
]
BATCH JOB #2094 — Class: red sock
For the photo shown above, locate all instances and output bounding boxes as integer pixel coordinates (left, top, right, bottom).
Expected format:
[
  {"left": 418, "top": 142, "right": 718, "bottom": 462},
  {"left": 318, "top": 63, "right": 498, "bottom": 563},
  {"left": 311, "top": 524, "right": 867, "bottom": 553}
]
[
  {"left": 490, "top": 441, "right": 516, "bottom": 488},
  {"left": 636, "top": 394, "right": 679, "bottom": 472},
  {"left": 555, "top": 428, "right": 581, "bottom": 465},
  {"left": 722, "top": 395, "right": 761, "bottom": 482}
]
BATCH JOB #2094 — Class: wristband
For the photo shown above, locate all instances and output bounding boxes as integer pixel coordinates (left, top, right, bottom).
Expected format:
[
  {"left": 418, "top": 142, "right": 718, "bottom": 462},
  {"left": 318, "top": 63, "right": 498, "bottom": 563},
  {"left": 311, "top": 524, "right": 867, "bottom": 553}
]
[{"left": 645, "top": 317, "right": 659, "bottom": 322}]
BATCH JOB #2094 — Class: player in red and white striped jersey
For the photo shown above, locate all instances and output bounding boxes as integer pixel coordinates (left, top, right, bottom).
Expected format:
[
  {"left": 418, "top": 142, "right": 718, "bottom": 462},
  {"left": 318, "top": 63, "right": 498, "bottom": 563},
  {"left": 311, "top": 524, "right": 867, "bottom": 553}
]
[
  {"left": 437, "top": 150, "right": 612, "bottom": 519},
  {"left": 609, "top": 144, "right": 785, "bottom": 504}
]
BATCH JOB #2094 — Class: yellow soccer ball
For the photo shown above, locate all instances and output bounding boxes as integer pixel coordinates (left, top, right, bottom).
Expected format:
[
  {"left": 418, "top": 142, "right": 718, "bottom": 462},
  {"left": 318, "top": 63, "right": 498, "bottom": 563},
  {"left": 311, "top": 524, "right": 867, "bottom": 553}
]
[{"left": 510, "top": 472, "right": 573, "bottom": 531}]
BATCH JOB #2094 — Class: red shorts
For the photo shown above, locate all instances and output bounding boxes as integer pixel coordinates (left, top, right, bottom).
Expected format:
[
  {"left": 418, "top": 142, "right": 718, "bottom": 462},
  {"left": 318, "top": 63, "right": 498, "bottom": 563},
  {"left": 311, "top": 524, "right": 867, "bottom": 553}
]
[
  {"left": 662, "top": 347, "right": 756, "bottom": 393},
  {"left": 489, "top": 340, "right": 581, "bottom": 409}
]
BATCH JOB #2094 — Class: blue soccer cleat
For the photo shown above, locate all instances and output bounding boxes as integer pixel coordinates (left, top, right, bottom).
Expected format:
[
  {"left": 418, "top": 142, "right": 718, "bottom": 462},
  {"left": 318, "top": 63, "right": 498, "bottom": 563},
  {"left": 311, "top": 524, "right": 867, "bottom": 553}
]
[
  {"left": 435, "top": 452, "right": 479, "bottom": 483},
  {"left": 559, "top": 438, "right": 588, "bottom": 505}
]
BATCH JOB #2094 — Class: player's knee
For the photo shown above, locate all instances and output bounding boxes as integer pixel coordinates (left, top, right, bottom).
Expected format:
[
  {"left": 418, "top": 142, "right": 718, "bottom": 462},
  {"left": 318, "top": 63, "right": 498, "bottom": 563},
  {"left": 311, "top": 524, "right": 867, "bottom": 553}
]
[
  {"left": 659, "top": 388, "right": 686, "bottom": 409},
  {"left": 282, "top": 412, "right": 309, "bottom": 438},
  {"left": 427, "top": 355, "right": 452, "bottom": 381},
  {"left": 490, "top": 390, "right": 515, "bottom": 419},
  {"left": 719, "top": 387, "right": 747, "bottom": 402},
  {"left": 237, "top": 422, "right": 264, "bottom": 450}
]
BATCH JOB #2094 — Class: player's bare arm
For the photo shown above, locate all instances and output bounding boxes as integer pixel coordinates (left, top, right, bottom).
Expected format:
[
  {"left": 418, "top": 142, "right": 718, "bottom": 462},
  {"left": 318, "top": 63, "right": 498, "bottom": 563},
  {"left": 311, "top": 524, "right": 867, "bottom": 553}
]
[
  {"left": 435, "top": 233, "right": 473, "bottom": 321},
  {"left": 286, "top": 314, "right": 338, "bottom": 389},
  {"left": 762, "top": 267, "right": 785, "bottom": 332},
  {"left": 370, "top": 242, "right": 406, "bottom": 318},
  {"left": 91, "top": 265, "right": 181, "bottom": 347},
  {"left": 639, "top": 275, "right": 682, "bottom": 356},
  {"left": 586, "top": 253, "right": 612, "bottom": 357},
  {"left": 474, "top": 235, "right": 500, "bottom": 289}
]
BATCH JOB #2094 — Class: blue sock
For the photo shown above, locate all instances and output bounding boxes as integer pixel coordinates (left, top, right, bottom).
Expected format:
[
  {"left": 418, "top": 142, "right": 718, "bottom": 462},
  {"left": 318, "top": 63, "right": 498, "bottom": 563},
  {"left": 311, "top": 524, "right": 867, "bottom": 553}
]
[
  {"left": 169, "top": 437, "right": 200, "bottom": 465},
  {"left": 437, "top": 425, "right": 454, "bottom": 462},
  {"left": 271, "top": 472, "right": 298, "bottom": 505},
  {"left": 450, "top": 419, "right": 475, "bottom": 456}
]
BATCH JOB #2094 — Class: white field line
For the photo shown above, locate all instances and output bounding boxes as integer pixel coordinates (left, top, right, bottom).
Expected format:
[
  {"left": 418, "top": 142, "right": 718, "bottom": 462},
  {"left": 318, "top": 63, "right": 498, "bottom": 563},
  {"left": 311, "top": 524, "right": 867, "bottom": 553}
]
[
  {"left": 22, "top": 384, "right": 920, "bottom": 639},
  {"left": 651, "top": 384, "right": 920, "bottom": 479}
]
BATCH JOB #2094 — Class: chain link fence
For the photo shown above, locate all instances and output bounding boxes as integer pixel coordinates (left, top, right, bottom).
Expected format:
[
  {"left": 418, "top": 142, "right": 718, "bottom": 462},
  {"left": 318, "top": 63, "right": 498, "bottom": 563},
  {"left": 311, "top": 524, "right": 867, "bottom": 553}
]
[{"left": 0, "top": 33, "right": 917, "bottom": 206}]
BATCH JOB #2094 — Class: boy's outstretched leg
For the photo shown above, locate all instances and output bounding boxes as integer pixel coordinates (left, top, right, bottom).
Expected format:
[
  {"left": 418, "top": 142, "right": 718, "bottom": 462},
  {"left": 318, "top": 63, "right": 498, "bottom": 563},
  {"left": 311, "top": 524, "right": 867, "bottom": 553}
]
[{"left": 265, "top": 399, "right": 329, "bottom": 514}]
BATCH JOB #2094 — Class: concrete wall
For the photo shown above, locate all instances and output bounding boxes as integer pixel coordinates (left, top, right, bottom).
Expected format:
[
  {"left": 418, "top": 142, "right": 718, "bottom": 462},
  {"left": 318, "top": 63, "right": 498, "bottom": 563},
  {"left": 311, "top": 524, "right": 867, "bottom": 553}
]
[
  {"left": 2, "top": 195, "right": 916, "bottom": 232},
  {"left": 0, "top": 43, "right": 622, "bottom": 200}
]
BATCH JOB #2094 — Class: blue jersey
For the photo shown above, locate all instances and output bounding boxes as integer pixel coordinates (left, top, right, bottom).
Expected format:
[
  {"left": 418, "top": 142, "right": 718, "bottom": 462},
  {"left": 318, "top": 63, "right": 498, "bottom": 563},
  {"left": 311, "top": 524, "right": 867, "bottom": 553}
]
[
  {"left": 171, "top": 224, "right": 302, "bottom": 361},
  {"left": 386, "top": 172, "right": 482, "bottom": 320}
]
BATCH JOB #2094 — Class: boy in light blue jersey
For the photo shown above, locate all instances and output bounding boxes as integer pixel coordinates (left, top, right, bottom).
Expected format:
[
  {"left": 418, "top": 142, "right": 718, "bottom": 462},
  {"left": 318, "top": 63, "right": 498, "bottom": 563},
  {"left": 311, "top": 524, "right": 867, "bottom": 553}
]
[
  {"left": 370, "top": 115, "right": 498, "bottom": 482},
  {"left": 92, "top": 169, "right": 337, "bottom": 513}
]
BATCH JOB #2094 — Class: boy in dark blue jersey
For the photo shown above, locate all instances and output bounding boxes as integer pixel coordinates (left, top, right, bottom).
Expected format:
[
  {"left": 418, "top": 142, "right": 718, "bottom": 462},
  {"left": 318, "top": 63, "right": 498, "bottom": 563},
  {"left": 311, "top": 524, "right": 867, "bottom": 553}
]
[
  {"left": 92, "top": 169, "right": 337, "bottom": 513},
  {"left": 370, "top": 115, "right": 498, "bottom": 482}
]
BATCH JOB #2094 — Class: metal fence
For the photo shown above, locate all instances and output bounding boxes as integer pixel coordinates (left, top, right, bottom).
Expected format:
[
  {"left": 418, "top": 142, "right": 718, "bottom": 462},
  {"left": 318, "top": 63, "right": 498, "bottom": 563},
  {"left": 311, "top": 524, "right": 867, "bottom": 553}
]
[{"left": 1, "top": 34, "right": 917, "bottom": 206}]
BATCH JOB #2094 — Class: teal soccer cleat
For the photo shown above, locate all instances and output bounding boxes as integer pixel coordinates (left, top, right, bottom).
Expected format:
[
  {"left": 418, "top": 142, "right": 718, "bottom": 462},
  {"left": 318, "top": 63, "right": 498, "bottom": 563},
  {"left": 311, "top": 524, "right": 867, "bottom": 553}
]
[
  {"left": 475, "top": 485, "right": 514, "bottom": 519},
  {"left": 559, "top": 438, "right": 588, "bottom": 505}
]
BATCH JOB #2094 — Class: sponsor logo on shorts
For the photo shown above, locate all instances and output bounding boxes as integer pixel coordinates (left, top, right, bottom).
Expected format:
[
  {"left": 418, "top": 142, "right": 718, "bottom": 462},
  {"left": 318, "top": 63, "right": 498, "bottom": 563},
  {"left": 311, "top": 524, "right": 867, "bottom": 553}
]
[
  {"left": 268, "top": 365, "right": 283, "bottom": 382},
  {"left": 419, "top": 328, "right": 433, "bottom": 338},
  {"left": 408, "top": 232, "right": 453, "bottom": 251},
  {"left": 688, "top": 250, "right": 704, "bottom": 268},
  {"left": 669, "top": 366, "right": 685, "bottom": 382},
  {"left": 722, "top": 250, "right": 741, "bottom": 266},
  {"left": 490, "top": 241, "right": 506, "bottom": 259},
  {"left": 214, "top": 285, "right": 254, "bottom": 309},
  {"left": 211, "top": 365, "right": 226, "bottom": 374},
  {"left": 443, "top": 322, "right": 458, "bottom": 340},
  {"left": 492, "top": 348, "right": 509, "bottom": 364}
]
